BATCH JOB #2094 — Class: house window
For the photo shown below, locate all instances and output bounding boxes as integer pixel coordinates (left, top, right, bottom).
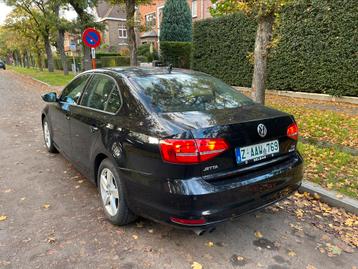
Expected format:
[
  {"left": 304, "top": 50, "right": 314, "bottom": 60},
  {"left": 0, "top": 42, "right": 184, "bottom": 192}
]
[
  {"left": 192, "top": 0, "right": 197, "bottom": 17},
  {"left": 145, "top": 12, "right": 156, "bottom": 31},
  {"left": 119, "top": 25, "right": 127, "bottom": 39}
]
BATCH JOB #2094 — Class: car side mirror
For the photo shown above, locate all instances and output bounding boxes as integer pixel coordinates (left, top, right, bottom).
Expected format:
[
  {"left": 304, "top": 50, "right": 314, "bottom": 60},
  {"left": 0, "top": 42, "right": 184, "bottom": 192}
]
[{"left": 42, "top": 92, "right": 57, "bottom": 103}]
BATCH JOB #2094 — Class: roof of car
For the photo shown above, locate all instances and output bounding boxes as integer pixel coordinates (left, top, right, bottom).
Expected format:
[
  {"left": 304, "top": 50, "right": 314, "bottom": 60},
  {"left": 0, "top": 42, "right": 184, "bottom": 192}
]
[{"left": 92, "top": 66, "right": 203, "bottom": 78}]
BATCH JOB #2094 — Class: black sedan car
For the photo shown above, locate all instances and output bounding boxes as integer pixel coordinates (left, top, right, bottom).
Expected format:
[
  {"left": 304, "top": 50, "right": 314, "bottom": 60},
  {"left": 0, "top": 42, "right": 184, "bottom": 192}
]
[
  {"left": 0, "top": 60, "right": 6, "bottom": 70},
  {"left": 41, "top": 67, "right": 303, "bottom": 232}
]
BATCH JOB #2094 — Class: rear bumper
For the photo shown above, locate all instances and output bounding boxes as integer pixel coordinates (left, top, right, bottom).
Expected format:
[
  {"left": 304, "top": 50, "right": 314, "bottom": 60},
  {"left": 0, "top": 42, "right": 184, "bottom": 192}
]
[{"left": 124, "top": 152, "right": 303, "bottom": 229}]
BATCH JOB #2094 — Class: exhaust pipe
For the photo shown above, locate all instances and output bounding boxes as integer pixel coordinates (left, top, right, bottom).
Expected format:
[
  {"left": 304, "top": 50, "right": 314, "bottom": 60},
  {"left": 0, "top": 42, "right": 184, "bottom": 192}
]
[
  {"left": 193, "top": 229, "right": 206, "bottom": 236},
  {"left": 193, "top": 227, "right": 216, "bottom": 236}
]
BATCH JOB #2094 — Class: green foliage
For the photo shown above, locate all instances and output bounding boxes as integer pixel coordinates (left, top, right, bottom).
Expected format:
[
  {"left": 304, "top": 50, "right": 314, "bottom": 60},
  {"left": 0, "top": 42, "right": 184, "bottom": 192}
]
[
  {"left": 267, "top": 0, "right": 358, "bottom": 97},
  {"left": 192, "top": 13, "right": 257, "bottom": 86},
  {"left": 193, "top": 1, "right": 358, "bottom": 96},
  {"left": 209, "top": 0, "right": 291, "bottom": 17},
  {"left": 159, "top": 0, "right": 192, "bottom": 42},
  {"left": 160, "top": 41, "right": 192, "bottom": 69},
  {"left": 138, "top": 44, "right": 158, "bottom": 62},
  {"left": 8, "top": 65, "right": 74, "bottom": 86},
  {"left": 100, "top": 56, "right": 147, "bottom": 67}
]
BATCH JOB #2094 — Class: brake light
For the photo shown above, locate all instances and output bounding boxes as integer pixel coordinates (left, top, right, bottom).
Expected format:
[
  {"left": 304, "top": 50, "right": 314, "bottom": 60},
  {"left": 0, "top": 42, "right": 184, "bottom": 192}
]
[
  {"left": 159, "top": 138, "right": 229, "bottom": 164},
  {"left": 287, "top": 123, "right": 299, "bottom": 140}
]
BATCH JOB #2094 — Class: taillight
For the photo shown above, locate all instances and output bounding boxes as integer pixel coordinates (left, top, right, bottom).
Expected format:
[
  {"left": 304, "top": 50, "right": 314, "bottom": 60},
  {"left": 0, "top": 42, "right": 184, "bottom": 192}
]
[
  {"left": 159, "top": 138, "right": 229, "bottom": 164},
  {"left": 287, "top": 123, "right": 299, "bottom": 140}
]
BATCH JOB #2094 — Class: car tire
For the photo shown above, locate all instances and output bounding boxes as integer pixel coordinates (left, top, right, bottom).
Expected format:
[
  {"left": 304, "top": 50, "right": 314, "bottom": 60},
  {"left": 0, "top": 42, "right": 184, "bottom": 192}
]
[
  {"left": 98, "top": 159, "right": 137, "bottom": 226},
  {"left": 42, "top": 117, "right": 58, "bottom": 153}
]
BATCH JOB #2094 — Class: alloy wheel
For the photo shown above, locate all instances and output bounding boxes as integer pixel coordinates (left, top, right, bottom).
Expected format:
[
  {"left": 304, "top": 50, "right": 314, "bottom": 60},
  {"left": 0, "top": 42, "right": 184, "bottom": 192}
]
[
  {"left": 43, "top": 121, "right": 51, "bottom": 149},
  {"left": 99, "top": 168, "right": 120, "bottom": 216}
]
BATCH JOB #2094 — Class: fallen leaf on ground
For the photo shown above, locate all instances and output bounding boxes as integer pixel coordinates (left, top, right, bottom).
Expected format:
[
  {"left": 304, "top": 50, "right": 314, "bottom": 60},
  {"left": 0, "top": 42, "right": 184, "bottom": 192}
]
[
  {"left": 148, "top": 229, "right": 154, "bottom": 233},
  {"left": 0, "top": 215, "right": 7, "bottom": 221},
  {"left": 132, "top": 235, "right": 138, "bottom": 240},
  {"left": 336, "top": 194, "right": 344, "bottom": 199},
  {"left": 20, "top": 197, "right": 26, "bottom": 201},
  {"left": 325, "top": 243, "right": 342, "bottom": 257},
  {"left": 43, "top": 204, "right": 50, "bottom": 209},
  {"left": 288, "top": 250, "right": 297, "bottom": 257},
  {"left": 254, "top": 231, "right": 263, "bottom": 238},
  {"left": 306, "top": 265, "right": 317, "bottom": 269},
  {"left": 191, "top": 262, "right": 202, "bottom": 269},
  {"left": 313, "top": 193, "right": 320, "bottom": 200},
  {"left": 207, "top": 241, "right": 214, "bottom": 247},
  {"left": 47, "top": 236, "right": 56, "bottom": 244}
]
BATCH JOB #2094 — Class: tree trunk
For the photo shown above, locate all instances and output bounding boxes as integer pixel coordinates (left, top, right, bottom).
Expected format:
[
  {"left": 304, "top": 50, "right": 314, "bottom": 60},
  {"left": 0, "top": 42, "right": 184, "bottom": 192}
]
[
  {"left": 57, "top": 29, "right": 69, "bottom": 75},
  {"left": 37, "top": 49, "right": 43, "bottom": 71},
  {"left": 83, "top": 46, "right": 92, "bottom": 71},
  {"left": 54, "top": 5, "right": 69, "bottom": 75},
  {"left": 25, "top": 51, "right": 30, "bottom": 68},
  {"left": 126, "top": 0, "right": 138, "bottom": 66},
  {"left": 251, "top": 12, "right": 275, "bottom": 105},
  {"left": 44, "top": 35, "right": 54, "bottom": 72}
]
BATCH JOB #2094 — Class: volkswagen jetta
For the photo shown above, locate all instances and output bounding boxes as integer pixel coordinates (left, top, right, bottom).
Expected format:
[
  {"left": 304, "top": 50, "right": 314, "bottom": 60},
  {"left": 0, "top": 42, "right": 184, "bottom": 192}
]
[{"left": 41, "top": 67, "right": 303, "bottom": 230}]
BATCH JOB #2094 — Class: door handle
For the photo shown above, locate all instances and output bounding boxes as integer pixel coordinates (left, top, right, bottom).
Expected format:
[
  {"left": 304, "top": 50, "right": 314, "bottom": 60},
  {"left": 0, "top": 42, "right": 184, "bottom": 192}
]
[{"left": 90, "top": 126, "right": 99, "bottom": 133}]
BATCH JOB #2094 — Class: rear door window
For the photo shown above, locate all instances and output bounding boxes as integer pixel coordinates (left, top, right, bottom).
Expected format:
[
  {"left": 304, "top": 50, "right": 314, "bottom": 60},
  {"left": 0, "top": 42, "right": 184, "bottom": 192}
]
[
  {"left": 60, "top": 74, "right": 91, "bottom": 104},
  {"left": 80, "top": 74, "right": 121, "bottom": 113},
  {"left": 81, "top": 74, "right": 114, "bottom": 111}
]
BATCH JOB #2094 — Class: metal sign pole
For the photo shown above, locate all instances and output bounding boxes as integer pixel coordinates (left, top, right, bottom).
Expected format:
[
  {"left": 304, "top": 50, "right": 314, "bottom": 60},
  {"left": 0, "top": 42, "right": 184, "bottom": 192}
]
[{"left": 91, "top": 48, "right": 96, "bottom": 69}]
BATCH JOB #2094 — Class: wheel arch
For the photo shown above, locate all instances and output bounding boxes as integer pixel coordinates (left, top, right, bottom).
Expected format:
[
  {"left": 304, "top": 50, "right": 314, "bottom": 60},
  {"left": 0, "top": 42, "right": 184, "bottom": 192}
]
[{"left": 93, "top": 153, "right": 109, "bottom": 186}]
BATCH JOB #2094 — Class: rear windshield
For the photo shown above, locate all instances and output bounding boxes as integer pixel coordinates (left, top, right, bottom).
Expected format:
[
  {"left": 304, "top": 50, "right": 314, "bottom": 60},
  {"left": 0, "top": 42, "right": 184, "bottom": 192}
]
[{"left": 130, "top": 73, "right": 253, "bottom": 113}]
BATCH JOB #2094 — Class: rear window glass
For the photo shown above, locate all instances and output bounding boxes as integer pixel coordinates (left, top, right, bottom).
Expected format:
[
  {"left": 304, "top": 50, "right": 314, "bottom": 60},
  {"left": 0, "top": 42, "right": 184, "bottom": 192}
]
[{"left": 130, "top": 73, "right": 253, "bottom": 113}]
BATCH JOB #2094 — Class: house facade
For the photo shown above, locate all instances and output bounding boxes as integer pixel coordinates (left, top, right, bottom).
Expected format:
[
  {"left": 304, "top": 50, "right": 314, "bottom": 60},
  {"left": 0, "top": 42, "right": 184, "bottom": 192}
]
[
  {"left": 95, "top": 0, "right": 128, "bottom": 51},
  {"left": 138, "top": 0, "right": 213, "bottom": 49}
]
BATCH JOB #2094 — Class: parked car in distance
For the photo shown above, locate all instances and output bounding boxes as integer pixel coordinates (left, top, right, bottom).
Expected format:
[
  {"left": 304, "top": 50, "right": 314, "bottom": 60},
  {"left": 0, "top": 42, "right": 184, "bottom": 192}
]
[
  {"left": 41, "top": 67, "right": 303, "bottom": 233},
  {"left": 0, "top": 60, "right": 6, "bottom": 70}
]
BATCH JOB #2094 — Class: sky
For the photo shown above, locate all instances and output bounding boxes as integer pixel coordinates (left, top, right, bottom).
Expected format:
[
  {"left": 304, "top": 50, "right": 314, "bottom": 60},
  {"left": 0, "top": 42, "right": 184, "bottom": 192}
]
[{"left": 0, "top": 2, "right": 78, "bottom": 25}]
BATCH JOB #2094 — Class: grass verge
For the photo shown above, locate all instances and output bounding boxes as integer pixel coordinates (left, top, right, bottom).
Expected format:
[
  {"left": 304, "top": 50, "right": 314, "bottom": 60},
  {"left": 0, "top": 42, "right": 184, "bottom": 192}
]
[
  {"left": 8, "top": 65, "right": 74, "bottom": 86},
  {"left": 298, "top": 142, "right": 358, "bottom": 199}
]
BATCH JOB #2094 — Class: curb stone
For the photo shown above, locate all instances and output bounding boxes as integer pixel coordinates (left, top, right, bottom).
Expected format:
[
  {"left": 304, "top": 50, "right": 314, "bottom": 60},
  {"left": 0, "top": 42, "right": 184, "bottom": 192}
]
[
  {"left": 235, "top": 86, "right": 358, "bottom": 105},
  {"left": 299, "top": 180, "right": 358, "bottom": 215}
]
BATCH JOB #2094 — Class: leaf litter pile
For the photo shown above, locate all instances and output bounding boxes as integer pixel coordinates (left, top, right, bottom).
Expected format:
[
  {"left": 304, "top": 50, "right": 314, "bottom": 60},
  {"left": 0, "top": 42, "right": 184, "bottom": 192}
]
[{"left": 274, "top": 192, "right": 358, "bottom": 250}]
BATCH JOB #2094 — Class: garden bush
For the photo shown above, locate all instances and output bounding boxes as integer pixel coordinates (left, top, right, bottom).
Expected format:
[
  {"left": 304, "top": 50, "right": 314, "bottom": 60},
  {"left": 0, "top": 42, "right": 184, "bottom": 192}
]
[
  {"left": 138, "top": 44, "right": 159, "bottom": 62},
  {"left": 160, "top": 41, "right": 192, "bottom": 69}
]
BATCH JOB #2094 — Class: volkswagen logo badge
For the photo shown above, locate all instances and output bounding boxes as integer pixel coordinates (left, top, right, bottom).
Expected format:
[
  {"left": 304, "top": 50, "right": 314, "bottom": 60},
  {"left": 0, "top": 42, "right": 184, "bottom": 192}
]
[{"left": 257, "top": 124, "right": 267, "bottom": 138}]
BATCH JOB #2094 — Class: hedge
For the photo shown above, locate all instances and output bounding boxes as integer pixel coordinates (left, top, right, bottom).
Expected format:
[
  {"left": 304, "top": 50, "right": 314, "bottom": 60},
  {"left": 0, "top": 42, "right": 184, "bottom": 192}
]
[
  {"left": 160, "top": 41, "right": 192, "bottom": 69},
  {"left": 192, "top": 0, "right": 358, "bottom": 97},
  {"left": 267, "top": 0, "right": 358, "bottom": 96},
  {"left": 100, "top": 56, "right": 147, "bottom": 67},
  {"left": 192, "top": 13, "right": 256, "bottom": 87}
]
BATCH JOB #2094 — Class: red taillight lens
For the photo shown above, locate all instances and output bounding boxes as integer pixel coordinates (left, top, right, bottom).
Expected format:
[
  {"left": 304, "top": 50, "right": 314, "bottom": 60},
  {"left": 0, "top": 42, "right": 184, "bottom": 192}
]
[
  {"left": 287, "top": 123, "right": 299, "bottom": 140},
  {"left": 159, "top": 138, "right": 229, "bottom": 164},
  {"left": 170, "top": 217, "right": 206, "bottom": 226},
  {"left": 196, "top": 138, "right": 229, "bottom": 161},
  {"left": 159, "top": 139, "right": 198, "bottom": 163}
]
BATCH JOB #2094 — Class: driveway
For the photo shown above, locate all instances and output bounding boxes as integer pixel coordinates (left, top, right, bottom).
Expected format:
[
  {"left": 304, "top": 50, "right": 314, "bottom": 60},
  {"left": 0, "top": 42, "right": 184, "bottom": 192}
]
[{"left": 0, "top": 70, "right": 356, "bottom": 269}]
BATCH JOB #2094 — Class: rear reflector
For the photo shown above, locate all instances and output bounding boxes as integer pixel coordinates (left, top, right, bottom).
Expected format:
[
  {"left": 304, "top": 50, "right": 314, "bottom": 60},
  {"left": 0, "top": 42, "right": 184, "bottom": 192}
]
[
  {"left": 160, "top": 138, "right": 229, "bottom": 164},
  {"left": 170, "top": 217, "right": 206, "bottom": 226},
  {"left": 287, "top": 123, "right": 299, "bottom": 140}
]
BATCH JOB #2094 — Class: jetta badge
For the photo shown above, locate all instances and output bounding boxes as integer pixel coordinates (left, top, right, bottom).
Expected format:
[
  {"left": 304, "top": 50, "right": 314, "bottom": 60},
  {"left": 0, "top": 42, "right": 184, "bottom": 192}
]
[{"left": 257, "top": 124, "right": 267, "bottom": 138}]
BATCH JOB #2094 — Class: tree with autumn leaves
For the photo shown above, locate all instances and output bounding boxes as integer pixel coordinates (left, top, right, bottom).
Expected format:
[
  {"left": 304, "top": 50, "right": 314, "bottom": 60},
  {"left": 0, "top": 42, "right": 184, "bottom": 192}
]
[{"left": 211, "top": 0, "right": 291, "bottom": 105}]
